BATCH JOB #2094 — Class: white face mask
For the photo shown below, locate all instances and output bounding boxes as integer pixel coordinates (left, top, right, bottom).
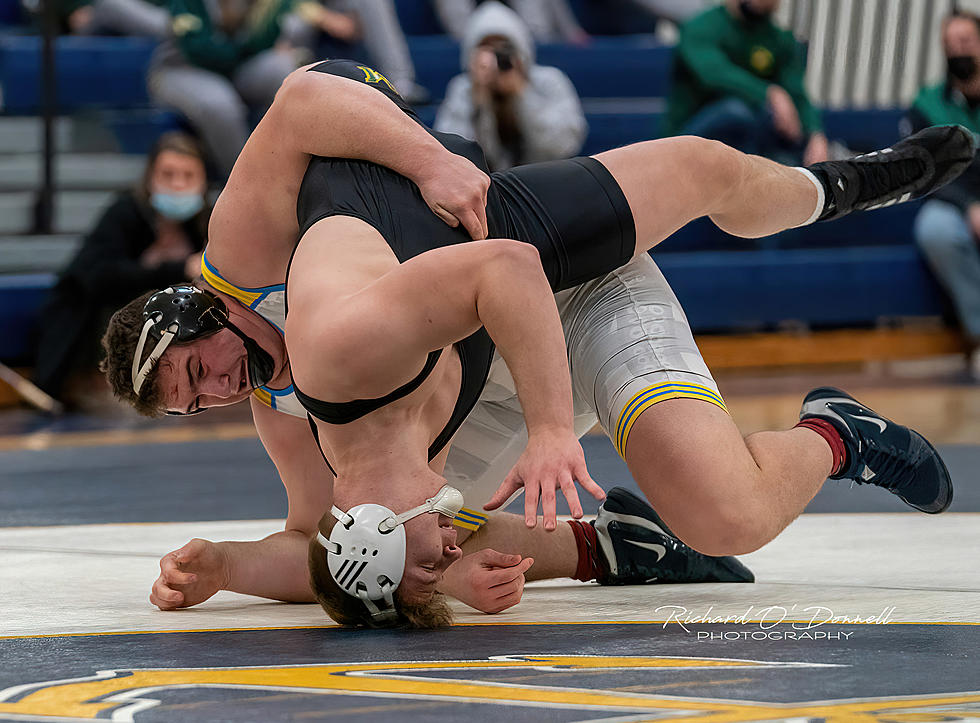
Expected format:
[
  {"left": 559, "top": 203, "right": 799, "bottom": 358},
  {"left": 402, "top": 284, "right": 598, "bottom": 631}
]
[
  {"left": 316, "top": 485, "right": 465, "bottom": 622},
  {"left": 150, "top": 191, "right": 204, "bottom": 221}
]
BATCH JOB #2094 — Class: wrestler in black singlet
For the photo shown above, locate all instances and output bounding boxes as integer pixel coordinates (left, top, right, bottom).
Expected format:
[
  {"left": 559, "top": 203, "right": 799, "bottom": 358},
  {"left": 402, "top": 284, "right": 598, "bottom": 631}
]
[{"left": 288, "top": 59, "right": 637, "bottom": 460}]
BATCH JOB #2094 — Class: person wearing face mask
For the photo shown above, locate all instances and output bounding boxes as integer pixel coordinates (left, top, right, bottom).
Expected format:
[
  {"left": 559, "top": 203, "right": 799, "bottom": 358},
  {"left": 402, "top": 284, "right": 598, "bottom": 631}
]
[
  {"left": 663, "top": 0, "right": 827, "bottom": 167},
  {"left": 33, "top": 132, "right": 211, "bottom": 407},
  {"left": 908, "top": 11, "right": 980, "bottom": 381}
]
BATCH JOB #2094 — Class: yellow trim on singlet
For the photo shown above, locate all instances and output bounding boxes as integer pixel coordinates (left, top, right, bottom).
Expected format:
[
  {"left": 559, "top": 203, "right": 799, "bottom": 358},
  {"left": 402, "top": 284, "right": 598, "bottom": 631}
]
[
  {"left": 201, "top": 257, "right": 262, "bottom": 306},
  {"left": 453, "top": 507, "right": 488, "bottom": 531},
  {"left": 615, "top": 382, "right": 728, "bottom": 458},
  {"left": 251, "top": 387, "right": 273, "bottom": 407}
]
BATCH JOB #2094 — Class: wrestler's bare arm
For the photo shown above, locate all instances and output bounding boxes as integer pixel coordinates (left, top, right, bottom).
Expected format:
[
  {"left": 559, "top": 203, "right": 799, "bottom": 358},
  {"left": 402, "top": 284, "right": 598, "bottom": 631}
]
[
  {"left": 208, "top": 67, "right": 490, "bottom": 279},
  {"left": 288, "top": 227, "right": 602, "bottom": 527},
  {"left": 149, "top": 402, "right": 328, "bottom": 609}
]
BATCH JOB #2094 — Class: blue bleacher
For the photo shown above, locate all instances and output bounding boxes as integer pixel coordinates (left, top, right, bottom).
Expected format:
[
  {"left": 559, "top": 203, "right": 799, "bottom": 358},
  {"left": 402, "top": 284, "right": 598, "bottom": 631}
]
[
  {"left": 0, "top": 32, "right": 956, "bottom": 363},
  {"left": 0, "top": 35, "right": 156, "bottom": 112},
  {"left": 655, "top": 246, "right": 947, "bottom": 332},
  {"left": 0, "top": 274, "right": 53, "bottom": 361}
]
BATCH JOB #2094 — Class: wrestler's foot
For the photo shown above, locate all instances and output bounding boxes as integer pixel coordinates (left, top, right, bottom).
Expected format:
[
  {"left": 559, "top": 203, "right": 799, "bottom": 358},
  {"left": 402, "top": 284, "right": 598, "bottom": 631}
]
[
  {"left": 593, "top": 487, "right": 754, "bottom": 584},
  {"left": 800, "top": 387, "right": 953, "bottom": 513},
  {"left": 810, "top": 125, "right": 976, "bottom": 222}
]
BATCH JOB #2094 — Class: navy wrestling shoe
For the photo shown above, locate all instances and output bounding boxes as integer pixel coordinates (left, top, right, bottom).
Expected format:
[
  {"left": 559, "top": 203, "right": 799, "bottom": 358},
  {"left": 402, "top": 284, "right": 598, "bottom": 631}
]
[
  {"left": 799, "top": 387, "right": 953, "bottom": 513},
  {"left": 592, "top": 487, "right": 754, "bottom": 585},
  {"left": 810, "top": 124, "right": 976, "bottom": 222}
]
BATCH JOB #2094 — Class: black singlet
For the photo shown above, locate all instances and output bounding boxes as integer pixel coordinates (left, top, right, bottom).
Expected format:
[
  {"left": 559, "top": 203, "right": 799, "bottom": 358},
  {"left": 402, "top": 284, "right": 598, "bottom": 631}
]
[
  {"left": 288, "top": 60, "right": 496, "bottom": 461},
  {"left": 288, "top": 59, "right": 635, "bottom": 461}
]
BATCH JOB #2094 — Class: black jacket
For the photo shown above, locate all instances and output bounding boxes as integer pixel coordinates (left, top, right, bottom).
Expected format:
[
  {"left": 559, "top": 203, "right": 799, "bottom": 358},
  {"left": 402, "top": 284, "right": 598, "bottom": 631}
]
[{"left": 33, "top": 191, "right": 206, "bottom": 397}]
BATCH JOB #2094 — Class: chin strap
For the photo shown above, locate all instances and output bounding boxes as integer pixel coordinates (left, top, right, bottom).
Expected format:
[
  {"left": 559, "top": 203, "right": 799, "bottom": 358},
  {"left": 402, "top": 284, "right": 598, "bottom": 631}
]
[
  {"left": 357, "top": 581, "right": 399, "bottom": 624},
  {"left": 132, "top": 317, "right": 178, "bottom": 395},
  {"left": 378, "top": 486, "right": 465, "bottom": 533},
  {"left": 222, "top": 319, "right": 275, "bottom": 389}
]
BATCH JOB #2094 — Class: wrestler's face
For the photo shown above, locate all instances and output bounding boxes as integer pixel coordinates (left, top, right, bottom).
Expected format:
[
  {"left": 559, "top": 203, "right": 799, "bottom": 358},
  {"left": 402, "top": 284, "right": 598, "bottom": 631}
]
[
  {"left": 398, "top": 513, "right": 463, "bottom": 604},
  {"left": 156, "top": 330, "right": 253, "bottom": 414}
]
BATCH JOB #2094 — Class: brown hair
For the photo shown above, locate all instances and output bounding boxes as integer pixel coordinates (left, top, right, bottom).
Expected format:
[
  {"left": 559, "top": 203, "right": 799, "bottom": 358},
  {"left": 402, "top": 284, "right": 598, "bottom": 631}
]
[
  {"left": 308, "top": 512, "right": 455, "bottom": 629},
  {"left": 99, "top": 291, "right": 167, "bottom": 416},
  {"left": 138, "top": 131, "right": 212, "bottom": 239},
  {"left": 944, "top": 10, "right": 980, "bottom": 37}
]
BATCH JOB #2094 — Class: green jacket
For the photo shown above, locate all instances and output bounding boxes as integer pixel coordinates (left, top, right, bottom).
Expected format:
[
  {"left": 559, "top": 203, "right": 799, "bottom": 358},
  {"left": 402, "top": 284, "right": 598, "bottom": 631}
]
[
  {"left": 664, "top": 5, "right": 821, "bottom": 137},
  {"left": 169, "top": 0, "right": 293, "bottom": 76}
]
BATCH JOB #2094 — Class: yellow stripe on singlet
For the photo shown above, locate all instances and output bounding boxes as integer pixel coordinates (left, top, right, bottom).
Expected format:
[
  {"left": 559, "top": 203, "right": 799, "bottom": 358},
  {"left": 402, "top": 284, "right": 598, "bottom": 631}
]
[
  {"left": 200, "top": 256, "right": 262, "bottom": 306},
  {"left": 615, "top": 382, "right": 728, "bottom": 458},
  {"left": 453, "top": 507, "right": 488, "bottom": 532},
  {"left": 251, "top": 387, "right": 273, "bottom": 408}
]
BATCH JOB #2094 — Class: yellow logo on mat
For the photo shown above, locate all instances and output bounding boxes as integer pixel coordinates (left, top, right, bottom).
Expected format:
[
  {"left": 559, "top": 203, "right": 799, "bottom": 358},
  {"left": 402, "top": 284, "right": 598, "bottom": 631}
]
[{"left": 0, "top": 655, "right": 977, "bottom": 721}]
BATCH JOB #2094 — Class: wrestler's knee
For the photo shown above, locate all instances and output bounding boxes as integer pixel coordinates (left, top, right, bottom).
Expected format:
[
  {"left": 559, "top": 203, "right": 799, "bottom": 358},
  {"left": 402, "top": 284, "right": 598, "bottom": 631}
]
[
  {"left": 633, "top": 471, "right": 774, "bottom": 557},
  {"left": 665, "top": 502, "right": 773, "bottom": 557}
]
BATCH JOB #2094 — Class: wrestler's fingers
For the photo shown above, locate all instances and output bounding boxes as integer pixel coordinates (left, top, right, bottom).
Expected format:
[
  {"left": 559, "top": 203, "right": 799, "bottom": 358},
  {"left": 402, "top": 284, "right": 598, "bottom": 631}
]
[
  {"left": 541, "top": 480, "right": 558, "bottom": 531},
  {"left": 576, "top": 462, "right": 605, "bottom": 502},
  {"left": 458, "top": 208, "right": 486, "bottom": 241},
  {"left": 150, "top": 581, "right": 182, "bottom": 610},
  {"left": 558, "top": 470, "right": 582, "bottom": 518},
  {"left": 524, "top": 481, "right": 540, "bottom": 528},
  {"left": 163, "top": 567, "right": 197, "bottom": 585},
  {"left": 483, "top": 475, "right": 522, "bottom": 511},
  {"left": 479, "top": 549, "right": 522, "bottom": 568},
  {"left": 431, "top": 204, "right": 460, "bottom": 228},
  {"left": 474, "top": 201, "right": 489, "bottom": 240},
  {"left": 488, "top": 556, "right": 534, "bottom": 588}
]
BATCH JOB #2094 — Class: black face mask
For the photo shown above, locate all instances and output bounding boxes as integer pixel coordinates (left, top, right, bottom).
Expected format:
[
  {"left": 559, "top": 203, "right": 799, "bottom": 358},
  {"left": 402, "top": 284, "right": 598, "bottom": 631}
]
[
  {"left": 739, "top": 0, "right": 771, "bottom": 24},
  {"left": 948, "top": 55, "right": 978, "bottom": 81}
]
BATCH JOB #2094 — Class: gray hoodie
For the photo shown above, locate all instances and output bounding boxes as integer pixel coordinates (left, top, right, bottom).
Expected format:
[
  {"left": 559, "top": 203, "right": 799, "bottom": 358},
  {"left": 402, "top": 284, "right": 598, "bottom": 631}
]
[{"left": 434, "top": 1, "right": 587, "bottom": 171}]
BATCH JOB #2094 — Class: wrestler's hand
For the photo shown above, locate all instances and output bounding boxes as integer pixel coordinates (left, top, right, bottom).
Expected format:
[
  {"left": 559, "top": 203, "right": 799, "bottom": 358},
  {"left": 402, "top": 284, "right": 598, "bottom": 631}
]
[
  {"left": 439, "top": 549, "right": 534, "bottom": 614},
  {"left": 483, "top": 428, "right": 605, "bottom": 530},
  {"left": 150, "top": 538, "right": 230, "bottom": 610},
  {"left": 414, "top": 152, "right": 491, "bottom": 240}
]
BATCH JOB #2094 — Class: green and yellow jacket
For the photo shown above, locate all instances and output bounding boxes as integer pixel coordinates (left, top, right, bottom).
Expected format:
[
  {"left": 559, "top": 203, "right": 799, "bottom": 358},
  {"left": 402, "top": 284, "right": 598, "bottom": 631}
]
[
  {"left": 169, "top": 0, "right": 293, "bottom": 76},
  {"left": 663, "top": 4, "right": 821, "bottom": 138}
]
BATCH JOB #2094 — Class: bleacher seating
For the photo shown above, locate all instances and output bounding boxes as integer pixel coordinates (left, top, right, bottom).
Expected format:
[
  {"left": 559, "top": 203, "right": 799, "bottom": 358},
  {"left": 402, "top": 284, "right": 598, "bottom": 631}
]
[{"left": 0, "top": 27, "right": 957, "bottom": 366}]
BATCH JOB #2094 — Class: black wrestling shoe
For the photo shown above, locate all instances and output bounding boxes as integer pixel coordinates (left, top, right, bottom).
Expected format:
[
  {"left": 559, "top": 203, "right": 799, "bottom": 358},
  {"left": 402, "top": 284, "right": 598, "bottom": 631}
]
[
  {"left": 799, "top": 387, "right": 953, "bottom": 513},
  {"left": 592, "top": 487, "right": 754, "bottom": 585},
  {"left": 810, "top": 124, "right": 976, "bottom": 222}
]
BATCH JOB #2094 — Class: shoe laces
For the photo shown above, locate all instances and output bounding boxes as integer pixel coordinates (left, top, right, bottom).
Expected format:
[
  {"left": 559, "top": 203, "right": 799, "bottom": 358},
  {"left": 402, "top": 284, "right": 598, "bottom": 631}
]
[
  {"left": 856, "top": 439, "right": 926, "bottom": 494},
  {"left": 852, "top": 153, "right": 925, "bottom": 204}
]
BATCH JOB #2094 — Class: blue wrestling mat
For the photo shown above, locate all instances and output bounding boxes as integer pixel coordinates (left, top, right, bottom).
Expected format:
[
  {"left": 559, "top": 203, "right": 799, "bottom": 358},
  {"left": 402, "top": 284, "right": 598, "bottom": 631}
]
[{"left": 2, "top": 622, "right": 979, "bottom": 721}]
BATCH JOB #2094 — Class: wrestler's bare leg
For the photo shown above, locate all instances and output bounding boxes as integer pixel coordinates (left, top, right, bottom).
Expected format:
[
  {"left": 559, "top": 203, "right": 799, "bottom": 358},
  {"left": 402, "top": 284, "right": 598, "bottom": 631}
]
[
  {"left": 591, "top": 138, "right": 833, "bottom": 556},
  {"left": 458, "top": 512, "right": 576, "bottom": 581},
  {"left": 620, "top": 399, "right": 833, "bottom": 557},
  {"left": 593, "top": 136, "right": 820, "bottom": 251}
]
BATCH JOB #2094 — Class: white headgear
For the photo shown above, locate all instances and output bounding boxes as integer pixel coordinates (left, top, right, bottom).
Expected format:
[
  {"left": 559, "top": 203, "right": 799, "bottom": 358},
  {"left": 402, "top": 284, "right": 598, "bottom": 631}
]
[{"left": 316, "top": 485, "right": 465, "bottom": 623}]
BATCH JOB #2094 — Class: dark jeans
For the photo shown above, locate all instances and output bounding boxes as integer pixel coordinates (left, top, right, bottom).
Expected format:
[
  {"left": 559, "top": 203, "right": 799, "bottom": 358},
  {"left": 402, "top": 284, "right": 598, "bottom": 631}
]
[{"left": 682, "top": 97, "right": 805, "bottom": 165}]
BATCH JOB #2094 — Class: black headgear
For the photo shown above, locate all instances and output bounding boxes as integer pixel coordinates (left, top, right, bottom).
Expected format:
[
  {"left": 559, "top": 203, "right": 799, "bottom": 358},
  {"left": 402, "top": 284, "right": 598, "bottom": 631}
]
[{"left": 131, "top": 285, "right": 275, "bottom": 411}]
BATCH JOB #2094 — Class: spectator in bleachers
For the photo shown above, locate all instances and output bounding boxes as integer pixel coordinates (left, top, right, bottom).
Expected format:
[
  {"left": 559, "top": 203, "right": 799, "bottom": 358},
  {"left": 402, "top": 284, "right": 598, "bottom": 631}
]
[
  {"left": 433, "top": 0, "right": 588, "bottom": 45},
  {"left": 434, "top": 1, "right": 586, "bottom": 172},
  {"left": 286, "top": 0, "right": 428, "bottom": 103},
  {"left": 663, "top": 0, "right": 827, "bottom": 166},
  {"left": 33, "top": 132, "right": 210, "bottom": 405},
  {"left": 908, "top": 11, "right": 980, "bottom": 380},
  {"left": 147, "top": 0, "right": 298, "bottom": 179},
  {"left": 60, "top": 0, "right": 169, "bottom": 37}
]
